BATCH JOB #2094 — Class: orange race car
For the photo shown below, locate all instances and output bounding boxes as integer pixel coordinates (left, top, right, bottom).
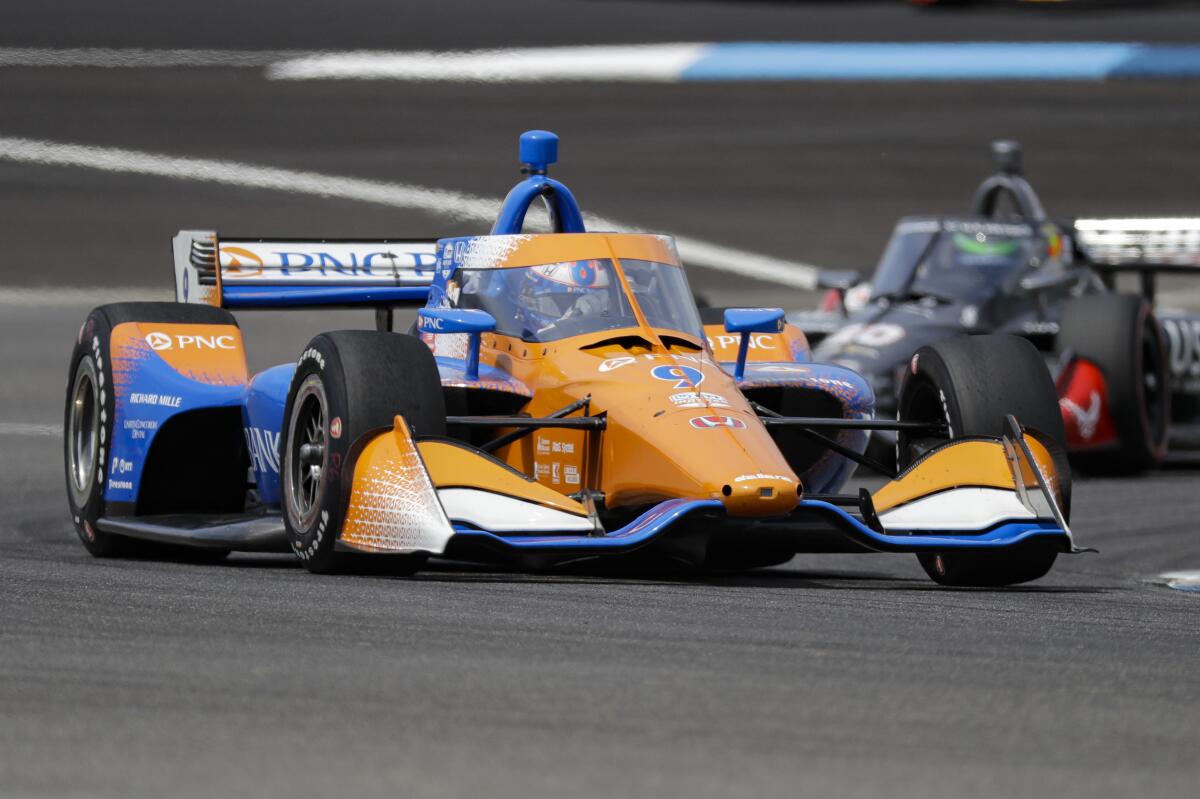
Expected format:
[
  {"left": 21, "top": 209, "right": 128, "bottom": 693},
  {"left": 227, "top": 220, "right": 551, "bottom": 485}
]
[{"left": 63, "top": 131, "right": 1084, "bottom": 586}]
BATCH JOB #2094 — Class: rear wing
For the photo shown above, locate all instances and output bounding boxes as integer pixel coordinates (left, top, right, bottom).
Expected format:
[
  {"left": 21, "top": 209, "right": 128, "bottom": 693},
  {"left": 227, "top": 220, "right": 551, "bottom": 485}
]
[
  {"left": 1074, "top": 218, "right": 1200, "bottom": 299},
  {"left": 173, "top": 230, "right": 439, "bottom": 310}
]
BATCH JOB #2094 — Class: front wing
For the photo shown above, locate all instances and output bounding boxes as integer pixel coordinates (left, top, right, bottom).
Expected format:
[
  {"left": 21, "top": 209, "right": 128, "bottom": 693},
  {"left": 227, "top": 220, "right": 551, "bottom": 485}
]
[{"left": 333, "top": 415, "right": 1079, "bottom": 564}]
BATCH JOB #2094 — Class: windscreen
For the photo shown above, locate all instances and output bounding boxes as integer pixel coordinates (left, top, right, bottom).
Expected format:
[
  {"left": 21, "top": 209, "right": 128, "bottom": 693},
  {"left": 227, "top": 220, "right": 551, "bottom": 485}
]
[
  {"left": 446, "top": 258, "right": 702, "bottom": 343},
  {"left": 621, "top": 259, "right": 703, "bottom": 341},
  {"left": 872, "top": 219, "right": 1038, "bottom": 303}
]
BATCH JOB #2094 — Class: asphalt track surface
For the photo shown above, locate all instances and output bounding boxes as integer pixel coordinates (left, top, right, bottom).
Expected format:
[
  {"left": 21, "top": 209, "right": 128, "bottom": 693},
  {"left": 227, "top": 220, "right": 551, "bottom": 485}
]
[{"left": 2, "top": 2, "right": 1199, "bottom": 798}]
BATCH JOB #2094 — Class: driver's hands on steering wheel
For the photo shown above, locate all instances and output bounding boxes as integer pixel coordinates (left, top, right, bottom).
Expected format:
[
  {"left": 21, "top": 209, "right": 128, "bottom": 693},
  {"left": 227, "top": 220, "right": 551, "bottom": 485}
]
[{"left": 536, "top": 292, "right": 605, "bottom": 337}]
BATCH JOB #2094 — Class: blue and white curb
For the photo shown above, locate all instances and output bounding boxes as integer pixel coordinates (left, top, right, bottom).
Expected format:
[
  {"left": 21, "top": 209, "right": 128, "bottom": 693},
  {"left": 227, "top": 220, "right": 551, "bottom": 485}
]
[
  {"left": 683, "top": 42, "right": 1200, "bottom": 81},
  {"left": 267, "top": 42, "right": 1200, "bottom": 82},
  {"left": 4, "top": 44, "right": 1199, "bottom": 81}
]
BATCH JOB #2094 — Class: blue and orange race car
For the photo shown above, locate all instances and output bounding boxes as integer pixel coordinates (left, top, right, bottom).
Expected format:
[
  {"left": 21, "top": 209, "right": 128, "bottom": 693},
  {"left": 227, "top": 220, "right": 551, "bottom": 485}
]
[{"left": 64, "top": 131, "right": 1082, "bottom": 586}]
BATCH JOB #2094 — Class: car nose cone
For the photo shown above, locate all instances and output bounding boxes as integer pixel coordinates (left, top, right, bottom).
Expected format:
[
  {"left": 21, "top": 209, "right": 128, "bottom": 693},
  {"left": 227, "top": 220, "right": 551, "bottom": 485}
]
[{"left": 718, "top": 473, "right": 801, "bottom": 517}]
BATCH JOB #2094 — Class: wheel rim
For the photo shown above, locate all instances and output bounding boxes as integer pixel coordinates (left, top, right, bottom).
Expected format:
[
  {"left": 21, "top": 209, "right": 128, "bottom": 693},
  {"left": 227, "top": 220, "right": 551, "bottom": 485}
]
[
  {"left": 68, "top": 358, "right": 100, "bottom": 498},
  {"left": 897, "top": 376, "right": 951, "bottom": 469},
  {"left": 285, "top": 376, "right": 328, "bottom": 531}
]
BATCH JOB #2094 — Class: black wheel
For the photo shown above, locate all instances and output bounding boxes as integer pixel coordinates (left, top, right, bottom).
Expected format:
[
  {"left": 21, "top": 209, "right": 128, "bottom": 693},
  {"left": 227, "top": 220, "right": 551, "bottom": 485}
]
[
  {"left": 1058, "top": 293, "right": 1169, "bottom": 474},
  {"left": 897, "top": 334, "right": 1067, "bottom": 587},
  {"left": 64, "top": 302, "right": 238, "bottom": 559},
  {"left": 280, "top": 331, "right": 445, "bottom": 574}
]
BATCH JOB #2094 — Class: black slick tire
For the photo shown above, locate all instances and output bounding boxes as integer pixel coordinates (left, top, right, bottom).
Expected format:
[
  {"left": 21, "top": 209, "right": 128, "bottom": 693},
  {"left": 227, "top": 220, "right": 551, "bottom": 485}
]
[
  {"left": 1057, "top": 293, "right": 1169, "bottom": 474},
  {"left": 280, "top": 331, "right": 445, "bottom": 574},
  {"left": 64, "top": 302, "right": 238, "bottom": 559},
  {"left": 897, "top": 334, "right": 1067, "bottom": 587}
]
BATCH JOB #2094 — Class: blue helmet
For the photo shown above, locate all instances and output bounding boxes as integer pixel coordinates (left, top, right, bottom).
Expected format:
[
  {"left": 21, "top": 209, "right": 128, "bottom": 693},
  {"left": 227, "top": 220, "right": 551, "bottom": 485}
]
[{"left": 514, "top": 259, "right": 613, "bottom": 333}]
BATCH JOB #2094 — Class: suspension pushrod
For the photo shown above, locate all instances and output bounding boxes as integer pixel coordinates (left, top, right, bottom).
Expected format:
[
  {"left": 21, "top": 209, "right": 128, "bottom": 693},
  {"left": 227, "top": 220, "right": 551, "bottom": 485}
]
[{"left": 465, "top": 396, "right": 601, "bottom": 453}]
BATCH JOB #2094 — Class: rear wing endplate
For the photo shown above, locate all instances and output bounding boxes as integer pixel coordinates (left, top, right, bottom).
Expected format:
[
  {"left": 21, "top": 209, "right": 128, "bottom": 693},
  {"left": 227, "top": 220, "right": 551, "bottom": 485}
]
[{"left": 173, "top": 230, "right": 439, "bottom": 310}]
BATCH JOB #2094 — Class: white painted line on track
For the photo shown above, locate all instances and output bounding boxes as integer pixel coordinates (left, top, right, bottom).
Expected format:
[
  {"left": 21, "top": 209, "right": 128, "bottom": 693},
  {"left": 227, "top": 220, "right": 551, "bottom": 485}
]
[
  {"left": 0, "top": 285, "right": 170, "bottom": 307},
  {"left": 0, "top": 422, "right": 61, "bottom": 437},
  {"left": 0, "top": 136, "right": 822, "bottom": 289},
  {"left": 0, "top": 48, "right": 310, "bottom": 68},
  {"left": 266, "top": 44, "right": 707, "bottom": 82}
]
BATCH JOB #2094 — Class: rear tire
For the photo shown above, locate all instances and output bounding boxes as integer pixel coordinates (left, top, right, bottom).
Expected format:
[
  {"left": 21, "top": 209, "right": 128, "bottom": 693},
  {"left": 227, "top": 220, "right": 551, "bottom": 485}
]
[
  {"left": 897, "top": 334, "right": 1066, "bottom": 587},
  {"left": 280, "top": 331, "right": 445, "bottom": 574},
  {"left": 1057, "top": 293, "right": 1169, "bottom": 474}
]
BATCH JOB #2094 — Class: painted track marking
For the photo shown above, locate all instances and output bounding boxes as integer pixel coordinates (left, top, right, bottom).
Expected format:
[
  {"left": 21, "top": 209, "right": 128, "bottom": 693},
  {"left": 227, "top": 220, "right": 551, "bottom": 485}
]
[
  {"left": 267, "top": 45, "right": 707, "bottom": 82},
  {"left": 0, "top": 136, "right": 822, "bottom": 289},
  {"left": 6, "top": 44, "right": 1200, "bottom": 81},
  {"left": 270, "top": 43, "right": 1200, "bottom": 82},
  {"left": 0, "top": 423, "right": 62, "bottom": 437},
  {"left": 0, "top": 48, "right": 307, "bottom": 68},
  {"left": 0, "top": 286, "right": 169, "bottom": 307}
]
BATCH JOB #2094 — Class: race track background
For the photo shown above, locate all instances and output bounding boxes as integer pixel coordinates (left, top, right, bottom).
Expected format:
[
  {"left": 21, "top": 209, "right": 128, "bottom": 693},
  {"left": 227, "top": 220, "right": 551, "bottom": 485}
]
[{"left": 1, "top": 2, "right": 1197, "bottom": 797}]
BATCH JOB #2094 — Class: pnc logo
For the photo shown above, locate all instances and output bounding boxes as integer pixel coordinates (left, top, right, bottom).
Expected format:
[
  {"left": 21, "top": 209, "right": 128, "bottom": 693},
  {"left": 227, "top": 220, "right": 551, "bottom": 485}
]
[
  {"left": 145, "top": 332, "right": 173, "bottom": 351},
  {"left": 707, "top": 334, "right": 780, "bottom": 351},
  {"left": 651, "top": 364, "right": 704, "bottom": 389},
  {"left": 145, "top": 332, "right": 237, "bottom": 351},
  {"left": 598, "top": 356, "right": 637, "bottom": 372},
  {"left": 220, "top": 246, "right": 266, "bottom": 268}
]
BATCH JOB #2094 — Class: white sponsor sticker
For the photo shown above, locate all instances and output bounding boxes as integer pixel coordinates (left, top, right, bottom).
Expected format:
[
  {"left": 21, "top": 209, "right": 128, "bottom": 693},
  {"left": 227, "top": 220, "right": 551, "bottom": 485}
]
[
  {"left": 734, "top": 473, "right": 794, "bottom": 483},
  {"left": 144, "top": 332, "right": 236, "bottom": 351},
  {"left": 598, "top": 356, "right": 637, "bottom": 372},
  {"left": 669, "top": 391, "right": 730, "bottom": 409},
  {"left": 123, "top": 418, "right": 158, "bottom": 440},
  {"left": 706, "top": 333, "right": 781, "bottom": 351},
  {"left": 128, "top": 393, "right": 182, "bottom": 408},
  {"left": 244, "top": 426, "right": 282, "bottom": 474}
]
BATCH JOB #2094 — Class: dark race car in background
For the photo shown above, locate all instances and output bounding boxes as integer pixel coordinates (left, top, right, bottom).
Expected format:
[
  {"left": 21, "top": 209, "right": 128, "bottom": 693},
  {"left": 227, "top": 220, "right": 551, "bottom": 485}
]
[{"left": 790, "top": 141, "right": 1200, "bottom": 473}]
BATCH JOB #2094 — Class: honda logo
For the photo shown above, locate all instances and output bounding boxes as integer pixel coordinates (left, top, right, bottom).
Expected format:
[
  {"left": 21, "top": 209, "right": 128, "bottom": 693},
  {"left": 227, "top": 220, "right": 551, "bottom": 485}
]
[{"left": 689, "top": 415, "right": 746, "bottom": 430}]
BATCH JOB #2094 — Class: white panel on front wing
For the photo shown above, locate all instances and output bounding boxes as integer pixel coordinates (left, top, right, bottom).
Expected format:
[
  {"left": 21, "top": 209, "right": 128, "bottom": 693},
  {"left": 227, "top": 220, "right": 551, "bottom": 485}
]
[{"left": 437, "top": 488, "right": 593, "bottom": 533}]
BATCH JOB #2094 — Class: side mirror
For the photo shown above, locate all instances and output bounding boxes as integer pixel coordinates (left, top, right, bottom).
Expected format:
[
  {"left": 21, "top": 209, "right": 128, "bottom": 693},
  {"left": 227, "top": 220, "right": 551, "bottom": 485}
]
[
  {"left": 418, "top": 308, "right": 496, "bottom": 380},
  {"left": 1019, "top": 269, "right": 1082, "bottom": 294},
  {"left": 723, "top": 308, "right": 784, "bottom": 381},
  {"left": 816, "top": 269, "right": 863, "bottom": 317}
]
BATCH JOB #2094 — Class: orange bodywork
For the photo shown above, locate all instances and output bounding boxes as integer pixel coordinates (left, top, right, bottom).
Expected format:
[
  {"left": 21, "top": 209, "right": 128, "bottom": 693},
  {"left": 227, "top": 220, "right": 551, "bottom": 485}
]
[
  {"left": 422, "top": 232, "right": 803, "bottom": 518},
  {"left": 485, "top": 332, "right": 801, "bottom": 516}
]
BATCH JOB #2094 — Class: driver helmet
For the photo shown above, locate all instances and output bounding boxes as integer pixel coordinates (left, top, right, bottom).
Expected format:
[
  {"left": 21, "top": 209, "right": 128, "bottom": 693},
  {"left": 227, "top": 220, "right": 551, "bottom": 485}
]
[
  {"left": 515, "top": 259, "right": 611, "bottom": 332},
  {"left": 949, "top": 230, "right": 1022, "bottom": 267}
]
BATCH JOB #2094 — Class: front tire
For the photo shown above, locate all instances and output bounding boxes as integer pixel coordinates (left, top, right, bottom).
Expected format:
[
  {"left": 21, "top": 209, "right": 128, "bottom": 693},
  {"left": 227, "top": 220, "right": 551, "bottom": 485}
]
[
  {"left": 897, "top": 334, "right": 1067, "bottom": 587},
  {"left": 280, "top": 331, "right": 445, "bottom": 574},
  {"left": 65, "top": 331, "right": 122, "bottom": 556},
  {"left": 64, "top": 302, "right": 239, "bottom": 559}
]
